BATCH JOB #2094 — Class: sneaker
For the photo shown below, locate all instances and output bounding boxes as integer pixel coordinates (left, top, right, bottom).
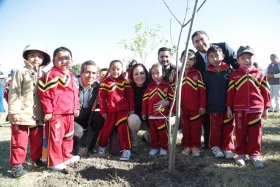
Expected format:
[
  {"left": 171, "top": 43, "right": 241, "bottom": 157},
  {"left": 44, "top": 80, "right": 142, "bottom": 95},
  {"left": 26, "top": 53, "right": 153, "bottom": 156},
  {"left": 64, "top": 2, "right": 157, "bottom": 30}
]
[
  {"left": 33, "top": 159, "right": 47, "bottom": 168},
  {"left": 97, "top": 146, "right": 106, "bottom": 155},
  {"left": 160, "top": 148, "right": 167, "bottom": 156},
  {"left": 182, "top": 147, "right": 191, "bottom": 156},
  {"left": 12, "top": 165, "right": 27, "bottom": 178},
  {"left": 223, "top": 150, "right": 234, "bottom": 159},
  {"left": 149, "top": 149, "right": 159, "bottom": 156},
  {"left": 192, "top": 147, "right": 200, "bottom": 157},
  {"left": 63, "top": 155, "right": 80, "bottom": 165},
  {"left": 120, "top": 149, "right": 131, "bottom": 161},
  {"left": 235, "top": 154, "right": 246, "bottom": 166},
  {"left": 211, "top": 146, "right": 224, "bottom": 158},
  {"left": 48, "top": 163, "right": 67, "bottom": 171},
  {"left": 249, "top": 156, "right": 264, "bottom": 168}
]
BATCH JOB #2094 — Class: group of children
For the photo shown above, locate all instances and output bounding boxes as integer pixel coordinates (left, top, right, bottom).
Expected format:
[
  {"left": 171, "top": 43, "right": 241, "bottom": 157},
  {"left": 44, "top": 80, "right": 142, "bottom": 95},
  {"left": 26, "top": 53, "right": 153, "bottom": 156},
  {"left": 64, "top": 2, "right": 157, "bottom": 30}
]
[{"left": 7, "top": 42, "right": 268, "bottom": 178}]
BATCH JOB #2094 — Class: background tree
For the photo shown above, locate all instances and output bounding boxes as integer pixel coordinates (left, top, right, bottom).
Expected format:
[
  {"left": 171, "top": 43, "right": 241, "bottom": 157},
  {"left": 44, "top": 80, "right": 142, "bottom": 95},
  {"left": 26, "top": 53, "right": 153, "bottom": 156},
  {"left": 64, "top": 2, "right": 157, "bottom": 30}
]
[
  {"left": 119, "top": 22, "right": 169, "bottom": 65},
  {"left": 70, "top": 63, "right": 82, "bottom": 76}
]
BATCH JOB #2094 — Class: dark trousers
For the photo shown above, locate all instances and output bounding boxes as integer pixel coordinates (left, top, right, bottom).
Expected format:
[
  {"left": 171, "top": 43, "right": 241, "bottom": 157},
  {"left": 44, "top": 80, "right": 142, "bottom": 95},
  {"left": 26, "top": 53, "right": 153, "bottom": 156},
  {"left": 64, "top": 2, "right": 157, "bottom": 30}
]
[{"left": 202, "top": 114, "right": 210, "bottom": 146}]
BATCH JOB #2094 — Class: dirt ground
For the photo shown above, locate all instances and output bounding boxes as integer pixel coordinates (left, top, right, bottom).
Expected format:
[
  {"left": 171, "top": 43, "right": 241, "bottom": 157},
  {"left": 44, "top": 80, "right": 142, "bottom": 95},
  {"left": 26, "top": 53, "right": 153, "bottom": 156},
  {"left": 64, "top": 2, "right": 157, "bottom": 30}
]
[{"left": 1, "top": 100, "right": 280, "bottom": 187}]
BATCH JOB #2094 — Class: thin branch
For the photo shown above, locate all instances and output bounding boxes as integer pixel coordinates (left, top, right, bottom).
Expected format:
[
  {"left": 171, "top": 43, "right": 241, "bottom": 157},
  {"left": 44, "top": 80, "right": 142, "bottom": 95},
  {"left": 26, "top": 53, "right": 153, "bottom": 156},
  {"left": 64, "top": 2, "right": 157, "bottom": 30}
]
[
  {"left": 169, "top": 18, "right": 173, "bottom": 46},
  {"left": 182, "top": 0, "right": 207, "bottom": 27},
  {"left": 182, "top": 0, "right": 190, "bottom": 25},
  {"left": 163, "top": 0, "right": 182, "bottom": 26}
]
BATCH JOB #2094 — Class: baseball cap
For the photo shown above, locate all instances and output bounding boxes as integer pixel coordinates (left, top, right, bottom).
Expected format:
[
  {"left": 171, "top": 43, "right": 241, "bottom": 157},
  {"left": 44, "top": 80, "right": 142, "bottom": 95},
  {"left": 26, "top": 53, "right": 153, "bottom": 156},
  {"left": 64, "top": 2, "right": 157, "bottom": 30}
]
[
  {"left": 270, "top": 54, "right": 278, "bottom": 58},
  {"left": 237, "top": 45, "right": 255, "bottom": 57}
]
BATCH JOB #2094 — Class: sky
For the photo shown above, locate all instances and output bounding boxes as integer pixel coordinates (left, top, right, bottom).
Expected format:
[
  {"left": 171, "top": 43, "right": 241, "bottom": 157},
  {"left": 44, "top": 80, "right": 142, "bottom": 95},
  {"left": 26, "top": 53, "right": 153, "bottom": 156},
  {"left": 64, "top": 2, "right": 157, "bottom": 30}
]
[{"left": 0, "top": 0, "right": 279, "bottom": 75}]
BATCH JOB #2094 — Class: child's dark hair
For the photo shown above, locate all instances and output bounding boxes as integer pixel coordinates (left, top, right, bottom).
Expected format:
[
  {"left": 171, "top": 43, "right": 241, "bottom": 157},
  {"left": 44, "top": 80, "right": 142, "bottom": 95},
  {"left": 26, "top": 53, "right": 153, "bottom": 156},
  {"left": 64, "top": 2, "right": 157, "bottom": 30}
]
[
  {"left": 149, "top": 62, "right": 169, "bottom": 82},
  {"left": 109, "top": 60, "right": 123, "bottom": 68},
  {"left": 180, "top": 49, "right": 196, "bottom": 59},
  {"left": 128, "top": 59, "right": 137, "bottom": 69},
  {"left": 53, "top": 47, "right": 72, "bottom": 59},
  {"left": 206, "top": 45, "right": 223, "bottom": 56}
]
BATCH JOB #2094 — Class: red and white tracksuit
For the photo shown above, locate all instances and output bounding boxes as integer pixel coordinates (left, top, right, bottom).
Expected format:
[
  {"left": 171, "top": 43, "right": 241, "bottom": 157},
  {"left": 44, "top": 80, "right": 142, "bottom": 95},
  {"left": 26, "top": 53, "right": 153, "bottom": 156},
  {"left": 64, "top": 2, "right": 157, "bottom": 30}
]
[
  {"left": 226, "top": 67, "right": 270, "bottom": 156},
  {"left": 38, "top": 67, "right": 80, "bottom": 166},
  {"left": 98, "top": 76, "right": 134, "bottom": 150},
  {"left": 172, "top": 68, "right": 206, "bottom": 148},
  {"left": 142, "top": 80, "right": 174, "bottom": 150}
]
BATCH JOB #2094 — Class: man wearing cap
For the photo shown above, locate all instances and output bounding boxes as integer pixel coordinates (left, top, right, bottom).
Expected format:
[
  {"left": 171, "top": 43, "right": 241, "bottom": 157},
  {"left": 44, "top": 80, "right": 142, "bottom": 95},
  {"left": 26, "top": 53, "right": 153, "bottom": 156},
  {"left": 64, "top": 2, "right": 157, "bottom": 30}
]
[
  {"left": 191, "top": 30, "right": 239, "bottom": 149},
  {"left": 266, "top": 54, "right": 280, "bottom": 112}
]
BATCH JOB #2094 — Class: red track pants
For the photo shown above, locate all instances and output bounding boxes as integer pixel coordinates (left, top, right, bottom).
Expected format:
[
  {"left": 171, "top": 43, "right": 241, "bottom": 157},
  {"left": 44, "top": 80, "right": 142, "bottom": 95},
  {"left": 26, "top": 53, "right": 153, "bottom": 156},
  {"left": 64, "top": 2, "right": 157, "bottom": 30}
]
[
  {"left": 209, "top": 113, "right": 234, "bottom": 150},
  {"left": 235, "top": 111, "right": 262, "bottom": 156},
  {"left": 10, "top": 124, "right": 43, "bottom": 166},
  {"left": 149, "top": 119, "right": 168, "bottom": 150},
  {"left": 45, "top": 114, "right": 74, "bottom": 166},
  {"left": 98, "top": 111, "right": 131, "bottom": 150},
  {"left": 180, "top": 109, "right": 202, "bottom": 148}
]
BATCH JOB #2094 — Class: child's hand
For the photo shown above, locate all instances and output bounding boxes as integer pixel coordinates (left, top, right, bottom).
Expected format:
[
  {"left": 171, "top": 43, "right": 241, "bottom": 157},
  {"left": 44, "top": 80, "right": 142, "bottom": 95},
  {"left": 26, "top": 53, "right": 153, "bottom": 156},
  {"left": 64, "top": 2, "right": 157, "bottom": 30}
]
[
  {"left": 227, "top": 107, "right": 233, "bottom": 119},
  {"left": 102, "top": 113, "right": 108, "bottom": 119},
  {"left": 44, "top": 114, "right": 53, "bottom": 122},
  {"left": 74, "top": 110, "right": 80, "bottom": 117},
  {"left": 262, "top": 108, "right": 268, "bottom": 119},
  {"left": 199, "top": 108, "right": 206, "bottom": 115},
  {"left": 142, "top": 115, "right": 146, "bottom": 120},
  {"left": 153, "top": 100, "right": 169, "bottom": 109},
  {"left": 11, "top": 114, "right": 19, "bottom": 122}
]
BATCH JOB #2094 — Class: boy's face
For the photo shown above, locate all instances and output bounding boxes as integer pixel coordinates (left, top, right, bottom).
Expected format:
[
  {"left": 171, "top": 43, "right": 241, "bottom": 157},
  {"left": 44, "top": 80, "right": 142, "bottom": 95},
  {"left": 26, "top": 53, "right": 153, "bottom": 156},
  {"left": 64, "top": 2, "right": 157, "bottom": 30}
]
[
  {"left": 152, "top": 66, "right": 165, "bottom": 82},
  {"left": 237, "top": 53, "right": 254, "bottom": 69},
  {"left": 109, "top": 62, "right": 123, "bottom": 78},
  {"left": 27, "top": 50, "right": 44, "bottom": 67},
  {"left": 181, "top": 54, "right": 196, "bottom": 70},
  {"left": 53, "top": 51, "right": 72, "bottom": 71},
  {"left": 270, "top": 56, "right": 278, "bottom": 64},
  {"left": 207, "top": 51, "right": 224, "bottom": 68}
]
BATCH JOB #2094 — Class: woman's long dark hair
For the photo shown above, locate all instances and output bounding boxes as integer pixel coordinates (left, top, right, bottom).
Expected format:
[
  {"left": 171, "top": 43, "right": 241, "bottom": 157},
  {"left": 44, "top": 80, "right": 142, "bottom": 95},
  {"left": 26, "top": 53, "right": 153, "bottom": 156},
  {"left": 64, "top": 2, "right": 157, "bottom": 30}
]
[{"left": 129, "top": 63, "right": 151, "bottom": 88}]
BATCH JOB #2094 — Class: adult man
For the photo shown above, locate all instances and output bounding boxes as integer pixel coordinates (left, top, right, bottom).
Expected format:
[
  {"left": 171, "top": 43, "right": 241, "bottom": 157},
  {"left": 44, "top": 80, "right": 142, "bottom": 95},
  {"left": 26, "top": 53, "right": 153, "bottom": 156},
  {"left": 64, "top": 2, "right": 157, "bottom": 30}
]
[
  {"left": 74, "top": 60, "right": 104, "bottom": 154},
  {"left": 191, "top": 30, "right": 238, "bottom": 149},
  {"left": 267, "top": 54, "right": 280, "bottom": 112},
  {"left": 158, "top": 47, "right": 176, "bottom": 84}
]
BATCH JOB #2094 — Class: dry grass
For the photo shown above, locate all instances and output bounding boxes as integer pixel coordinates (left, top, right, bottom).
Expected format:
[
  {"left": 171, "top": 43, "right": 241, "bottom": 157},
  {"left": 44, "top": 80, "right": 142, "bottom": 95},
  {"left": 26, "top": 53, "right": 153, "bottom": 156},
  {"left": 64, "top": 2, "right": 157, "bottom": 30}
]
[{"left": 1, "top": 98, "right": 280, "bottom": 187}]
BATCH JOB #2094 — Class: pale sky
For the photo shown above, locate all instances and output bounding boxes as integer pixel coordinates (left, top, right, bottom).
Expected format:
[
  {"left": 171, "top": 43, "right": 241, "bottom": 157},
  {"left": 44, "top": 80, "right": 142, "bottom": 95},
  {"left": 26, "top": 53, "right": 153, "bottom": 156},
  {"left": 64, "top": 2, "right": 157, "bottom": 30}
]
[{"left": 0, "top": 0, "right": 279, "bottom": 75}]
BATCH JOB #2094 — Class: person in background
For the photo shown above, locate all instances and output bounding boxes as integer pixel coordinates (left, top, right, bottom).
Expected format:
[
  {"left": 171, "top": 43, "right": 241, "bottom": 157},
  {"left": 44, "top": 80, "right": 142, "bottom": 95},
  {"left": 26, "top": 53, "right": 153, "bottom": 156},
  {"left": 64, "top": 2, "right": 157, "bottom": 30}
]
[
  {"left": 226, "top": 45, "right": 270, "bottom": 168},
  {"left": 0, "top": 74, "right": 6, "bottom": 113},
  {"left": 266, "top": 54, "right": 280, "bottom": 112}
]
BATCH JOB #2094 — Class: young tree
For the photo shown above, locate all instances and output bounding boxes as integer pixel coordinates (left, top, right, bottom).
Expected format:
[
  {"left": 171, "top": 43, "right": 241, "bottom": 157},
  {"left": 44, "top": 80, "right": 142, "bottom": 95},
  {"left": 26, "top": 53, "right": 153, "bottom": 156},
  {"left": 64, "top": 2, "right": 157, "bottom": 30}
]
[
  {"left": 119, "top": 22, "right": 168, "bottom": 65},
  {"left": 70, "top": 63, "right": 82, "bottom": 76}
]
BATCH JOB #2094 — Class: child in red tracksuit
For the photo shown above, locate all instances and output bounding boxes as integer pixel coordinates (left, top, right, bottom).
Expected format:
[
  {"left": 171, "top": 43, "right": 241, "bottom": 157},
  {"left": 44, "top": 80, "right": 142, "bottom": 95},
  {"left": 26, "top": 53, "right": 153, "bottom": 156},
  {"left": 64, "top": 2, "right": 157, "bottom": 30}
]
[
  {"left": 38, "top": 47, "right": 80, "bottom": 171},
  {"left": 227, "top": 46, "right": 270, "bottom": 168},
  {"left": 203, "top": 45, "right": 235, "bottom": 159},
  {"left": 172, "top": 49, "right": 206, "bottom": 157},
  {"left": 98, "top": 60, "right": 134, "bottom": 161},
  {"left": 142, "top": 62, "right": 174, "bottom": 156}
]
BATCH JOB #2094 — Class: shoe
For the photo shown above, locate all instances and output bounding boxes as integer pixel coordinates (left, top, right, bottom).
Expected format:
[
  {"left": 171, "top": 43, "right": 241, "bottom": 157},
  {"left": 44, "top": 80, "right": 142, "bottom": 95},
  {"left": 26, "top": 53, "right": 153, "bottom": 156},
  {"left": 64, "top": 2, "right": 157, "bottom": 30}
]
[
  {"left": 223, "top": 150, "right": 234, "bottom": 159},
  {"left": 149, "top": 149, "right": 159, "bottom": 156},
  {"left": 12, "top": 165, "right": 27, "bottom": 178},
  {"left": 235, "top": 154, "right": 246, "bottom": 166},
  {"left": 33, "top": 159, "right": 47, "bottom": 168},
  {"left": 48, "top": 163, "right": 67, "bottom": 171},
  {"left": 63, "top": 155, "right": 80, "bottom": 165},
  {"left": 201, "top": 143, "right": 209, "bottom": 149},
  {"left": 211, "top": 146, "right": 224, "bottom": 158},
  {"left": 182, "top": 147, "right": 191, "bottom": 156},
  {"left": 160, "top": 148, "right": 167, "bottom": 156},
  {"left": 192, "top": 147, "right": 200, "bottom": 157},
  {"left": 249, "top": 156, "right": 264, "bottom": 168},
  {"left": 120, "top": 149, "right": 131, "bottom": 161},
  {"left": 97, "top": 146, "right": 106, "bottom": 155}
]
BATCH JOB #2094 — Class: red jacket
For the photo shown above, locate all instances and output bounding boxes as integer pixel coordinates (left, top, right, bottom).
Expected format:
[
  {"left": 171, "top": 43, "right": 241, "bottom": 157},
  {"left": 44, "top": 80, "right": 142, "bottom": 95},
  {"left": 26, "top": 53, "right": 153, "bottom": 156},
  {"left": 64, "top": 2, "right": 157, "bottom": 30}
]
[
  {"left": 38, "top": 67, "right": 80, "bottom": 114},
  {"left": 141, "top": 80, "right": 174, "bottom": 116},
  {"left": 226, "top": 67, "right": 270, "bottom": 110},
  {"left": 172, "top": 67, "right": 206, "bottom": 111},
  {"left": 98, "top": 76, "right": 134, "bottom": 115}
]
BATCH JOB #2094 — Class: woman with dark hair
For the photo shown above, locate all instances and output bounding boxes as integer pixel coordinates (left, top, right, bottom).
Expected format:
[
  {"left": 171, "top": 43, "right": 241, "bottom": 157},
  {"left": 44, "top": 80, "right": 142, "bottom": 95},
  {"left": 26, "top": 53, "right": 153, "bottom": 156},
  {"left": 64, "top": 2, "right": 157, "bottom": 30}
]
[{"left": 127, "top": 63, "right": 151, "bottom": 149}]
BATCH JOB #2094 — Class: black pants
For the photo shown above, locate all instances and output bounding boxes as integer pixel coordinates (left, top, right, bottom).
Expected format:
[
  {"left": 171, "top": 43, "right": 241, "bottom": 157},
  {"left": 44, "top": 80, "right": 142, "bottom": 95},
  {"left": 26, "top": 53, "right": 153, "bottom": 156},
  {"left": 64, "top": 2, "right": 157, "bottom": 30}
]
[{"left": 202, "top": 114, "right": 210, "bottom": 146}]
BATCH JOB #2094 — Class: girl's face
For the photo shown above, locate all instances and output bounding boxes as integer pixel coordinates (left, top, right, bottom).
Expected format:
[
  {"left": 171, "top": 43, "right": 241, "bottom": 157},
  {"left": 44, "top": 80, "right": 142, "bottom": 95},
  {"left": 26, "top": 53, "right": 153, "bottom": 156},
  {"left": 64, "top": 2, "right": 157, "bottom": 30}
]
[
  {"left": 151, "top": 66, "right": 165, "bottom": 82},
  {"left": 53, "top": 50, "right": 72, "bottom": 71},
  {"left": 27, "top": 50, "right": 44, "bottom": 67},
  {"left": 110, "top": 62, "right": 123, "bottom": 78},
  {"left": 237, "top": 53, "right": 254, "bottom": 69},
  {"left": 133, "top": 65, "right": 146, "bottom": 87}
]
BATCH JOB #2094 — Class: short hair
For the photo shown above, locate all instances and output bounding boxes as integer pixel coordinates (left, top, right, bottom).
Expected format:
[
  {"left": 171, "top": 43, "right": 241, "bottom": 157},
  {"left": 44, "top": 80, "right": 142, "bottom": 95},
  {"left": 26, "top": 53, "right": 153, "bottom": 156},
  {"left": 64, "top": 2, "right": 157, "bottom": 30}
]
[
  {"left": 81, "top": 60, "right": 97, "bottom": 73},
  {"left": 180, "top": 49, "right": 196, "bottom": 59},
  {"left": 253, "top": 62, "right": 258, "bottom": 68},
  {"left": 109, "top": 60, "right": 123, "bottom": 68},
  {"left": 191, "top": 30, "right": 208, "bottom": 43},
  {"left": 206, "top": 45, "right": 223, "bottom": 56},
  {"left": 128, "top": 59, "right": 137, "bottom": 69},
  {"left": 158, "top": 47, "right": 171, "bottom": 57},
  {"left": 129, "top": 63, "right": 151, "bottom": 88},
  {"left": 149, "top": 62, "right": 169, "bottom": 82},
  {"left": 53, "top": 46, "right": 72, "bottom": 59}
]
